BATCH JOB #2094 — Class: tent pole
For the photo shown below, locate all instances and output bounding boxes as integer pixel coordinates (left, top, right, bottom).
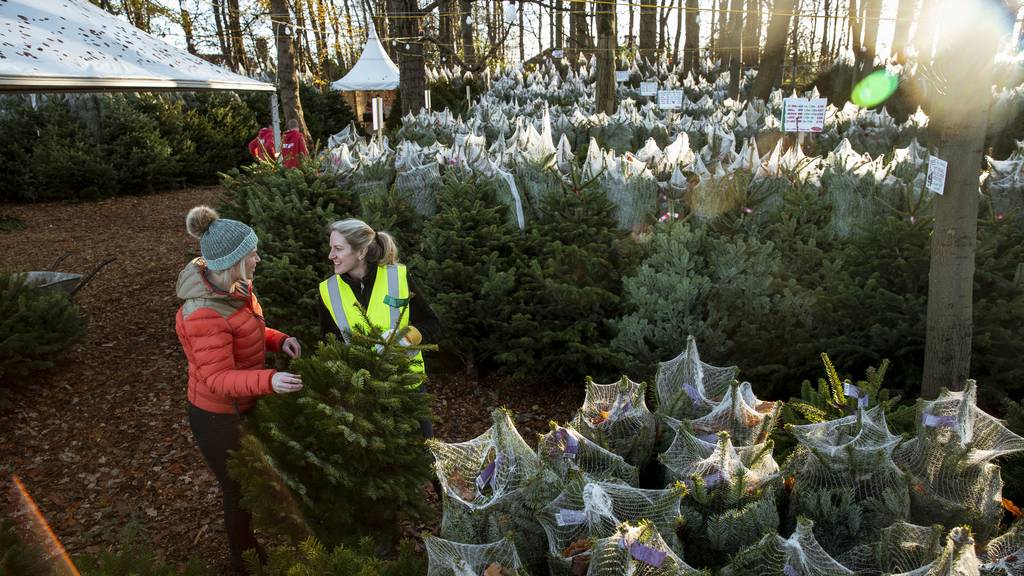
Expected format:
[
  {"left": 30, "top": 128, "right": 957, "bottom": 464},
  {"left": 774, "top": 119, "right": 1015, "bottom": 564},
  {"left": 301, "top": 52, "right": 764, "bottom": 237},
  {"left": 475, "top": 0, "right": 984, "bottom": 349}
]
[{"left": 271, "top": 92, "right": 282, "bottom": 160}]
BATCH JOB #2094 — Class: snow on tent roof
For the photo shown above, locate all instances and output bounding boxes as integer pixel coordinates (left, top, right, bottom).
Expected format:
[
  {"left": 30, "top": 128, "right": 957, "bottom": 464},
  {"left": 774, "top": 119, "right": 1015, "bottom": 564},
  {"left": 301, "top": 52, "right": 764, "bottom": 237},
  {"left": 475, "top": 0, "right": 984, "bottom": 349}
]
[
  {"left": 0, "top": 0, "right": 274, "bottom": 92},
  {"left": 329, "top": 22, "right": 399, "bottom": 91}
]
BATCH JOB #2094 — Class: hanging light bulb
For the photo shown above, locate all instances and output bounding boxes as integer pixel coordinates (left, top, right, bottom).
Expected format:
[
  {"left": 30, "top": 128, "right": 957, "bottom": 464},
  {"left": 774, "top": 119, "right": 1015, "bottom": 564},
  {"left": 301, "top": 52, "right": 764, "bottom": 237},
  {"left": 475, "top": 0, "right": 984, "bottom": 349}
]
[
  {"left": 405, "top": 43, "right": 411, "bottom": 50},
  {"left": 465, "top": 14, "right": 473, "bottom": 25}
]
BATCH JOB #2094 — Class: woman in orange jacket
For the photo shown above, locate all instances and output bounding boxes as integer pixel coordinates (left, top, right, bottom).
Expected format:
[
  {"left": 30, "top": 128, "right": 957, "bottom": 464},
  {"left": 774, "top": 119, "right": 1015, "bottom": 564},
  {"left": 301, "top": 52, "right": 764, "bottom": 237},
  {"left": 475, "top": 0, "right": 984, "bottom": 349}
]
[{"left": 175, "top": 206, "right": 302, "bottom": 574}]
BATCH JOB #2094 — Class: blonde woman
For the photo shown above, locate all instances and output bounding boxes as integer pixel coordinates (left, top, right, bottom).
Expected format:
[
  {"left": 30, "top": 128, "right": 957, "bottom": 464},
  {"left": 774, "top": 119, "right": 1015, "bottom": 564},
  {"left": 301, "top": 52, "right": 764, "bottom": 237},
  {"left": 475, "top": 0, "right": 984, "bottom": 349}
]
[{"left": 176, "top": 206, "right": 302, "bottom": 574}]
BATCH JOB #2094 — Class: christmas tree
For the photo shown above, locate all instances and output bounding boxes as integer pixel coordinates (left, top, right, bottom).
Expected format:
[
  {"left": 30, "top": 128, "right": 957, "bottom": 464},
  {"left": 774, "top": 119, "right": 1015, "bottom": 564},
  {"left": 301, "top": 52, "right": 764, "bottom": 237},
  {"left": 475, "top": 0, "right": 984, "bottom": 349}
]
[
  {"left": 585, "top": 521, "right": 702, "bottom": 576},
  {"left": 569, "top": 377, "right": 658, "bottom": 467}
]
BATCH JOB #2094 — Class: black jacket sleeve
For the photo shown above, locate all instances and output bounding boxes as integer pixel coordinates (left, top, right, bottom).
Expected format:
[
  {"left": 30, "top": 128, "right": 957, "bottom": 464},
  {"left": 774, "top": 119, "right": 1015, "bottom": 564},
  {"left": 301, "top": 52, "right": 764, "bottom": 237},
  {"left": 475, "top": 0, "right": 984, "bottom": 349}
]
[
  {"left": 318, "top": 295, "right": 341, "bottom": 341},
  {"left": 407, "top": 274, "right": 441, "bottom": 346}
]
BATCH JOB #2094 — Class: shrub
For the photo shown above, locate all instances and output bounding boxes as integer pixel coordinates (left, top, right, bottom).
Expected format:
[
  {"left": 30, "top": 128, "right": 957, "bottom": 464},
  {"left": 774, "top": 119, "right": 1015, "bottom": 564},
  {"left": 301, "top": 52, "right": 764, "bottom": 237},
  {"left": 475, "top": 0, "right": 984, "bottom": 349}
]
[
  {"left": 100, "top": 96, "right": 181, "bottom": 194},
  {"left": 75, "top": 523, "right": 211, "bottom": 576},
  {"left": 0, "top": 273, "right": 87, "bottom": 386},
  {"left": 247, "top": 538, "right": 425, "bottom": 576},
  {"left": 28, "top": 100, "right": 119, "bottom": 201}
]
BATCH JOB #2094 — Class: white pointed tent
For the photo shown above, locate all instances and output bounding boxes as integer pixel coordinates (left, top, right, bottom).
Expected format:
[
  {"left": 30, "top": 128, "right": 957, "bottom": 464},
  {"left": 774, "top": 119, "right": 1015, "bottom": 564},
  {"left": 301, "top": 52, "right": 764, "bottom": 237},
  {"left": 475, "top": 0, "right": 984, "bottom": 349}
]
[{"left": 330, "top": 22, "right": 399, "bottom": 128}]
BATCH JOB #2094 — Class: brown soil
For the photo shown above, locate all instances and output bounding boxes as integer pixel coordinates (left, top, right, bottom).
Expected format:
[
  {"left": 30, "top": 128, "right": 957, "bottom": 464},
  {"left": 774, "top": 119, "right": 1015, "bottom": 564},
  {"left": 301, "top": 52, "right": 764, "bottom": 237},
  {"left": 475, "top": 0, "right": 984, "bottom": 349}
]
[{"left": 0, "top": 188, "right": 582, "bottom": 571}]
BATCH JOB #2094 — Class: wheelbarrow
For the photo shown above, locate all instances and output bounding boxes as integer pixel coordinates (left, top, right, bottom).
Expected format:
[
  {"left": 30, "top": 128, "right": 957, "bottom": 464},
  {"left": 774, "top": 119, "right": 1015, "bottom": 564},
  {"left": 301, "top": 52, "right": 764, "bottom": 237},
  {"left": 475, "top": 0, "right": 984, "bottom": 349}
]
[{"left": 23, "top": 253, "right": 116, "bottom": 299}]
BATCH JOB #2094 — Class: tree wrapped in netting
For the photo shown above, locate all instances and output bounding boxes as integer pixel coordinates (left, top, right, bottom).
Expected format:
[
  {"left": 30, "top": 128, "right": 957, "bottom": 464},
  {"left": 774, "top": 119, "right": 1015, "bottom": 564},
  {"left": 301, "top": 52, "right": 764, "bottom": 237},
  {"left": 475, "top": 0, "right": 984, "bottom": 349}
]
[
  {"left": 687, "top": 381, "right": 780, "bottom": 446},
  {"left": 228, "top": 329, "right": 433, "bottom": 547},
  {"left": 835, "top": 521, "right": 944, "bottom": 576},
  {"left": 890, "top": 526, "right": 983, "bottom": 576},
  {"left": 585, "top": 521, "right": 703, "bottom": 576},
  {"left": 394, "top": 163, "right": 442, "bottom": 218},
  {"left": 513, "top": 155, "right": 562, "bottom": 219},
  {"left": 895, "top": 381, "right": 1024, "bottom": 541},
  {"left": 535, "top": 424, "right": 639, "bottom": 486},
  {"left": 786, "top": 405, "right": 910, "bottom": 556},
  {"left": 720, "top": 517, "right": 855, "bottom": 576},
  {"left": 424, "top": 535, "right": 526, "bottom": 576},
  {"left": 599, "top": 168, "right": 659, "bottom": 231},
  {"left": 570, "top": 377, "right": 658, "bottom": 467},
  {"left": 429, "top": 408, "right": 547, "bottom": 573},
  {"left": 659, "top": 423, "right": 781, "bottom": 565},
  {"left": 821, "top": 164, "right": 883, "bottom": 239},
  {"left": 536, "top": 478, "right": 686, "bottom": 575},
  {"left": 347, "top": 160, "right": 396, "bottom": 202},
  {"left": 687, "top": 171, "right": 751, "bottom": 222},
  {"left": 981, "top": 519, "right": 1024, "bottom": 575},
  {"left": 654, "top": 336, "right": 738, "bottom": 421}
]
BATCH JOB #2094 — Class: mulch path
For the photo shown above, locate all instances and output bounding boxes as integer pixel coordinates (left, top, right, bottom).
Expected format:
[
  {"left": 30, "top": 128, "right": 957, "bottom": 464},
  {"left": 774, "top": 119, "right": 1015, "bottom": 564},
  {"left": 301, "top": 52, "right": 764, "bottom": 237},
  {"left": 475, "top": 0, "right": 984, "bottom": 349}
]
[{"left": 0, "top": 188, "right": 582, "bottom": 571}]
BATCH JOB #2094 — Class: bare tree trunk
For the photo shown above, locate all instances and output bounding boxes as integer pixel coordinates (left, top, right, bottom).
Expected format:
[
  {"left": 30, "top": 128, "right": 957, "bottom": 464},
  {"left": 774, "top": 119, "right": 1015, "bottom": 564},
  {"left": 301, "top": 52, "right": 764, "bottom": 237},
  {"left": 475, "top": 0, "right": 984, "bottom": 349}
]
[
  {"left": 212, "top": 0, "right": 232, "bottom": 68},
  {"left": 861, "top": 0, "right": 882, "bottom": 67},
  {"left": 269, "top": 0, "right": 308, "bottom": 135},
  {"left": 640, "top": 0, "right": 657, "bottom": 56},
  {"left": 790, "top": 0, "right": 800, "bottom": 90},
  {"left": 714, "top": 0, "right": 728, "bottom": 59},
  {"left": 658, "top": 1, "right": 671, "bottom": 56},
  {"left": 570, "top": 0, "right": 592, "bottom": 52},
  {"left": 390, "top": 0, "right": 425, "bottom": 114},
  {"left": 519, "top": 4, "right": 525, "bottom": 61},
  {"left": 727, "top": 0, "right": 743, "bottom": 98},
  {"left": 227, "top": 0, "right": 249, "bottom": 72},
  {"left": 307, "top": 0, "right": 329, "bottom": 81},
  {"left": 341, "top": 0, "right": 356, "bottom": 66},
  {"left": 628, "top": 0, "right": 635, "bottom": 50},
  {"left": 683, "top": 0, "right": 699, "bottom": 76},
  {"left": 742, "top": 0, "right": 760, "bottom": 66},
  {"left": 750, "top": 0, "right": 795, "bottom": 100},
  {"left": 178, "top": 0, "right": 198, "bottom": 55},
  {"left": 673, "top": 0, "right": 684, "bottom": 63},
  {"left": 820, "top": 0, "right": 831, "bottom": 62},
  {"left": 460, "top": 0, "right": 476, "bottom": 65},
  {"left": 893, "top": 0, "right": 921, "bottom": 63},
  {"left": 595, "top": 0, "right": 617, "bottom": 113},
  {"left": 326, "top": 0, "right": 344, "bottom": 69},
  {"left": 555, "top": 0, "right": 564, "bottom": 48}
]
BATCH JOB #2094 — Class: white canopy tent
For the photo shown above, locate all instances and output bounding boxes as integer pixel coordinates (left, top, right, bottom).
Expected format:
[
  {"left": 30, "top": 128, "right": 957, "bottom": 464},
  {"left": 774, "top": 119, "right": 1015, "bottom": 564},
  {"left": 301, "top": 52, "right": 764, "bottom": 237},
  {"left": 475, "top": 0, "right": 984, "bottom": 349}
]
[
  {"left": 0, "top": 0, "right": 282, "bottom": 144},
  {"left": 329, "top": 22, "right": 399, "bottom": 91}
]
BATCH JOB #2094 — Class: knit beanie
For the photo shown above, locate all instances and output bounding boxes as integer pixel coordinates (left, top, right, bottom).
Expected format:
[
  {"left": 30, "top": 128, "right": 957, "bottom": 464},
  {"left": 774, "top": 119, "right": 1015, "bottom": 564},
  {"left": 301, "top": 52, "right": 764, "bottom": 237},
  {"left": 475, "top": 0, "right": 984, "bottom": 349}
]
[{"left": 185, "top": 206, "right": 258, "bottom": 271}]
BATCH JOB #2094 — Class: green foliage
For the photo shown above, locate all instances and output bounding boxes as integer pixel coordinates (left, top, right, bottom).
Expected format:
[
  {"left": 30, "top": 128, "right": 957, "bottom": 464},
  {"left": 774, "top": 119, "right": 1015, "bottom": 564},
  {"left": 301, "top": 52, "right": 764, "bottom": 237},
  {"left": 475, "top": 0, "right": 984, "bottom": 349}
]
[
  {"left": 100, "top": 96, "right": 182, "bottom": 193},
  {"left": 299, "top": 84, "right": 356, "bottom": 147},
  {"left": 0, "top": 273, "right": 87, "bottom": 386},
  {"left": 1000, "top": 397, "right": 1024, "bottom": 508},
  {"left": 229, "top": 327, "right": 435, "bottom": 547},
  {"left": 218, "top": 161, "right": 359, "bottom": 344},
  {"left": 246, "top": 537, "right": 425, "bottom": 576},
  {"left": 0, "top": 519, "right": 48, "bottom": 576},
  {"left": 75, "top": 523, "right": 212, "bottom": 576}
]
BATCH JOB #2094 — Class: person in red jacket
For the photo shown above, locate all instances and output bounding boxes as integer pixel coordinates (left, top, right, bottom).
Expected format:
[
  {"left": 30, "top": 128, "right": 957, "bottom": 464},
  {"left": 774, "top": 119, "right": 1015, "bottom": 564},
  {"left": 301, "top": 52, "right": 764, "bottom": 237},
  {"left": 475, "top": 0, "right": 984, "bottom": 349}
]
[
  {"left": 280, "top": 118, "right": 308, "bottom": 169},
  {"left": 247, "top": 127, "right": 276, "bottom": 162},
  {"left": 176, "top": 205, "right": 302, "bottom": 575}
]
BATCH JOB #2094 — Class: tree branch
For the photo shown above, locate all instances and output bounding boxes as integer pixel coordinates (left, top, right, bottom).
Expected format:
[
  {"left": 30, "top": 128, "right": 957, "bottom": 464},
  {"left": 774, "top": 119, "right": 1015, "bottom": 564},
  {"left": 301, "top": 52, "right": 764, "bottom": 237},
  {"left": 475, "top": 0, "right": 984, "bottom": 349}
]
[{"left": 420, "top": 21, "right": 514, "bottom": 72}]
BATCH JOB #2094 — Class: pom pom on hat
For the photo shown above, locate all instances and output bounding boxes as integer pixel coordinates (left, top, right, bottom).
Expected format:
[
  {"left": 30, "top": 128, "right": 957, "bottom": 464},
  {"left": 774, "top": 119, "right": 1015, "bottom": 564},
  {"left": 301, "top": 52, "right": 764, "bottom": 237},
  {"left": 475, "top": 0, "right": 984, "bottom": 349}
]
[{"left": 186, "top": 206, "right": 219, "bottom": 239}]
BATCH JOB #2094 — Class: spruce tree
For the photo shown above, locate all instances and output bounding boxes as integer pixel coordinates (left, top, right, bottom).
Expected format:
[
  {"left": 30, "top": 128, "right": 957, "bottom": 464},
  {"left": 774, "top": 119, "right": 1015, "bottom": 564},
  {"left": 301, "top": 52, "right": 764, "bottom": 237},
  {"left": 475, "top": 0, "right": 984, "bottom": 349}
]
[{"left": 229, "top": 322, "right": 435, "bottom": 547}]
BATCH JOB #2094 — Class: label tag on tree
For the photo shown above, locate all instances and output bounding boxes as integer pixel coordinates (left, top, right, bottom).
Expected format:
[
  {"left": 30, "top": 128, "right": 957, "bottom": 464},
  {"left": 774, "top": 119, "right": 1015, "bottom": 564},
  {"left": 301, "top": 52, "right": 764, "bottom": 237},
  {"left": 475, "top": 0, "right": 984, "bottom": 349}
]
[
  {"left": 657, "top": 90, "right": 684, "bottom": 110},
  {"left": 926, "top": 156, "right": 948, "bottom": 195},
  {"left": 923, "top": 413, "right": 958, "bottom": 428},
  {"left": 628, "top": 543, "right": 667, "bottom": 567},
  {"left": 556, "top": 428, "right": 579, "bottom": 455},
  {"left": 556, "top": 508, "right": 587, "bottom": 526},
  {"left": 782, "top": 97, "right": 827, "bottom": 132},
  {"left": 640, "top": 81, "right": 658, "bottom": 96},
  {"left": 552, "top": 49, "right": 564, "bottom": 58},
  {"left": 698, "top": 432, "right": 718, "bottom": 443},
  {"left": 476, "top": 455, "right": 501, "bottom": 491},
  {"left": 683, "top": 383, "right": 702, "bottom": 406},
  {"left": 704, "top": 471, "right": 723, "bottom": 487},
  {"left": 783, "top": 565, "right": 799, "bottom": 576},
  {"left": 615, "top": 70, "right": 630, "bottom": 83}
]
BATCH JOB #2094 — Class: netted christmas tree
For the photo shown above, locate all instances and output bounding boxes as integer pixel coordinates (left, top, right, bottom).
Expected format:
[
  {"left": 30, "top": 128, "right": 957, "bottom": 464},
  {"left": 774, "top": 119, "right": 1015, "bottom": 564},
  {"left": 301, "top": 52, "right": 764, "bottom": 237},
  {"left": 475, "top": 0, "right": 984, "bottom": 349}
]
[
  {"left": 536, "top": 478, "right": 686, "bottom": 575},
  {"left": 895, "top": 381, "right": 1024, "bottom": 541},
  {"left": 687, "top": 381, "right": 781, "bottom": 446},
  {"left": 569, "top": 377, "right": 658, "bottom": 467},
  {"left": 786, "top": 405, "right": 910, "bottom": 556},
  {"left": 535, "top": 424, "right": 640, "bottom": 486},
  {"left": 981, "top": 519, "right": 1024, "bottom": 575},
  {"left": 659, "top": 423, "right": 781, "bottom": 566},
  {"left": 424, "top": 535, "right": 527, "bottom": 576},
  {"left": 394, "top": 162, "right": 442, "bottom": 219},
  {"left": 228, "top": 326, "right": 434, "bottom": 547},
  {"left": 835, "top": 521, "right": 944, "bottom": 576},
  {"left": 654, "top": 336, "right": 739, "bottom": 421},
  {"left": 585, "top": 521, "right": 703, "bottom": 576},
  {"left": 720, "top": 517, "right": 855, "bottom": 576},
  {"left": 890, "top": 526, "right": 984, "bottom": 576},
  {"left": 429, "top": 408, "right": 548, "bottom": 573}
]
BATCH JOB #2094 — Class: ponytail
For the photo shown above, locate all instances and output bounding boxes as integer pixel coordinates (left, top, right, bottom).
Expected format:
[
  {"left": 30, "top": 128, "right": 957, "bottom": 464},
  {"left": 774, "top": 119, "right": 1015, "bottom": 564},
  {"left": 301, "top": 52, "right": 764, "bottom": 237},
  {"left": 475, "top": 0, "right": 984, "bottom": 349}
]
[{"left": 368, "top": 231, "right": 399, "bottom": 265}]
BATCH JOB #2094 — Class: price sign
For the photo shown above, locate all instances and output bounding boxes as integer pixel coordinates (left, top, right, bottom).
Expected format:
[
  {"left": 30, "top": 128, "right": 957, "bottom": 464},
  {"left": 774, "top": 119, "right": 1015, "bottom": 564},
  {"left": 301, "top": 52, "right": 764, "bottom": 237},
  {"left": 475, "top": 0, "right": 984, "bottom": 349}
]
[
  {"left": 552, "top": 49, "right": 564, "bottom": 58},
  {"left": 640, "top": 81, "right": 658, "bottom": 96},
  {"left": 615, "top": 70, "right": 630, "bottom": 83},
  {"left": 782, "top": 97, "right": 827, "bottom": 132},
  {"left": 657, "top": 90, "right": 684, "bottom": 110},
  {"left": 926, "top": 156, "right": 948, "bottom": 195}
]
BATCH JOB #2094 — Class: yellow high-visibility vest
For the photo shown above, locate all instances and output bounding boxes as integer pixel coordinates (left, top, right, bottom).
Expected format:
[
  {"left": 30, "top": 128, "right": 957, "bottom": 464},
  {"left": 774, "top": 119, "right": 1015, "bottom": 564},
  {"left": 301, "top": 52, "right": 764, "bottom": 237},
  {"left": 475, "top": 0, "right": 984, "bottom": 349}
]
[{"left": 318, "top": 264, "right": 425, "bottom": 377}]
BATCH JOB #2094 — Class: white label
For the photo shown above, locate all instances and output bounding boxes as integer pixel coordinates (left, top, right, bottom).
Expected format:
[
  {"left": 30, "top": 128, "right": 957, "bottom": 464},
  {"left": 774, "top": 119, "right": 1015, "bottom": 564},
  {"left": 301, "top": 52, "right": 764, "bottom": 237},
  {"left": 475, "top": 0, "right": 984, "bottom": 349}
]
[
  {"left": 424, "top": 89, "right": 431, "bottom": 110},
  {"left": 371, "top": 98, "right": 380, "bottom": 131},
  {"left": 926, "top": 156, "right": 948, "bottom": 195},
  {"left": 843, "top": 382, "right": 861, "bottom": 398},
  {"left": 640, "top": 81, "right": 658, "bottom": 96},
  {"left": 782, "top": 97, "right": 827, "bottom": 132},
  {"left": 657, "top": 90, "right": 684, "bottom": 110},
  {"left": 556, "top": 509, "right": 587, "bottom": 526},
  {"left": 615, "top": 70, "right": 630, "bottom": 83},
  {"left": 552, "top": 49, "right": 564, "bottom": 58}
]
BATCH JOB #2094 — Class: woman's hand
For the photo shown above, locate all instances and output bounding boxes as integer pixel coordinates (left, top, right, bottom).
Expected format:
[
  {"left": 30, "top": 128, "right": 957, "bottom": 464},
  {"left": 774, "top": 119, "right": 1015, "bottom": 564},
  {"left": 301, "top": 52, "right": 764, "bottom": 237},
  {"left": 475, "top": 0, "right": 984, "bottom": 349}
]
[
  {"left": 272, "top": 371, "right": 303, "bottom": 394},
  {"left": 282, "top": 337, "right": 302, "bottom": 359}
]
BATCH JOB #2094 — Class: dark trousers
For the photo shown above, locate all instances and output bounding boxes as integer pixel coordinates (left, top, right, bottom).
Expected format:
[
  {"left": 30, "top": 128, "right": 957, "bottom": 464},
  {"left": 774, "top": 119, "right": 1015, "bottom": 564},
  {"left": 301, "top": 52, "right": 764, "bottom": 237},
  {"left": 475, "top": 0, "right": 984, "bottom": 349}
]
[
  {"left": 187, "top": 403, "right": 262, "bottom": 572},
  {"left": 417, "top": 383, "right": 433, "bottom": 439}
]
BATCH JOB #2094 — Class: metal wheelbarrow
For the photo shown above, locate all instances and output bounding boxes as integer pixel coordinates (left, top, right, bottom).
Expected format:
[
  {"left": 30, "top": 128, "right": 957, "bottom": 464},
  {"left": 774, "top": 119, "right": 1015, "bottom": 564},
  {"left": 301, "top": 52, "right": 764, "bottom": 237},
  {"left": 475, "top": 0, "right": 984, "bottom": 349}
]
[{"left": 23, "top": 253, "right": 116, "bottom": 298}]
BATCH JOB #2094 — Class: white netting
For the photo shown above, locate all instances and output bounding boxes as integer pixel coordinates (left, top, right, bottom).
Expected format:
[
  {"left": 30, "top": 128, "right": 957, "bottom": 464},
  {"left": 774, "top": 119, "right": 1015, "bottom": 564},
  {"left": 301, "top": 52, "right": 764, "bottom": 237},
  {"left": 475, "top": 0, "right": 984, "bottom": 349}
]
[
  {"left": 895, "top": 381, "right": 1024, "bottom": 540},
  {"left": 982, "top": 519, "right": 1024, "bottom": 575},
  {"left": 394, "top": 162, "right": 442, "bottom": 218},
  {"left": 585, "top": 521, "right": 701, "bottom": 576},
  {"left": 599, "top": 165, "right": 659, "bottom": 231},
  {"left": 424, "top": 535, "right": 526, "bottom": 576},
  {"left": 720, "top": 517, "right": 855, "bottom": 576},
  {"left": 570, "top": 376, "right": 658, "bottom": 467},
  {"left": 688, "top": 381, "right": 781, "bottom": 446},
  {"left": 536, "top": 424, "right": 639, "bottom": 486},
  {"left": 660, "top": 424, "right": 779, "bottom": 494},
  {"left": 536, "top": 479, "right": 685, "bottom": 575},
  {"left": 836, "top": 521, "right": 944, "bottom": 576},
  {"left": 429, "top": 408, "right": 547, "bottom": 572},
  {"left": 787, "top": 406, "right": 910, "bottom": 555},
  {"left": 890, "top": 527, "right": 983, "bottom": 576},
  {"left": 654, "top": 335, "right": 738, "bottom": 421}
]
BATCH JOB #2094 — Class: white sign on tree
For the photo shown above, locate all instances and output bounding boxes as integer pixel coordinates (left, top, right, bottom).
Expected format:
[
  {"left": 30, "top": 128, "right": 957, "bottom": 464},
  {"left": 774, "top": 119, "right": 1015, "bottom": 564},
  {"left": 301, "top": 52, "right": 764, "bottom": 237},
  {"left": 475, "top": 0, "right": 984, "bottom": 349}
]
[
  {"left": 926, "top": 156, "right": 948, "bottom": 195},
  {"left": 657, "top": 90, "right": 684, "bottom": 110},
  {"left": 640, "top": 81, "right": 658, "bottom": 96},
  {"left": 552, "top": 49, "right": 564, "bottom": 58},
  {"left": 615, "top": 70, "right": 630, "bottom": 83},
  {"left": 782, "top": 97, "right": 827, "bottom": 132}
]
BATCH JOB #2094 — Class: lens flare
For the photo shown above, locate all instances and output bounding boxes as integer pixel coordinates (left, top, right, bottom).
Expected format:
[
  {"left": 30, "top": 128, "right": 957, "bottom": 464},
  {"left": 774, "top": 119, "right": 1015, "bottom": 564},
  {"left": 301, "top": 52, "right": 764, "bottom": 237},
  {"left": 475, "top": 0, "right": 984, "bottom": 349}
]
[
  {"left": 851, "top": 70, "right": 900, "bottom": 108},
  {"left": 11, "top": 475, "right": 81, "bottom": 576}
]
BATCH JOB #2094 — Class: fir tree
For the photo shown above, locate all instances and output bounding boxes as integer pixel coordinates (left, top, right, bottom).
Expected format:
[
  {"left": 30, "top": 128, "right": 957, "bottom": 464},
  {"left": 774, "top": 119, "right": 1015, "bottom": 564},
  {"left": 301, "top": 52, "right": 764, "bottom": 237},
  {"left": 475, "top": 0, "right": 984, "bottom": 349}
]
[{"left": 229, "top": 320, "right": 435, "bottom": 547}]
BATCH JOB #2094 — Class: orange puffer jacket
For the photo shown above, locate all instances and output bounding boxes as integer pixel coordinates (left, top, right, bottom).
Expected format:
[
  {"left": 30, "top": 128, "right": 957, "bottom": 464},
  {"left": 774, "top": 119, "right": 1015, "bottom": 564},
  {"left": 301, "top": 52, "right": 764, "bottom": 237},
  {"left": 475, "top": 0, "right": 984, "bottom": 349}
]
[{"left": 175, "top": 259, "right": 288, "bottom": 414}]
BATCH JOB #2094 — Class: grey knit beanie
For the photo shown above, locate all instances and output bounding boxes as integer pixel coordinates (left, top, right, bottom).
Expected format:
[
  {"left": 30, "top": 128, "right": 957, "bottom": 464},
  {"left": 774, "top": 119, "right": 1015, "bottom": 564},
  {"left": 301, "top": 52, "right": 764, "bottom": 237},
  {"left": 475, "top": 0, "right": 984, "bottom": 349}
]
[{"left": 185, "top": 206, "right": 258, "bottom": 271}]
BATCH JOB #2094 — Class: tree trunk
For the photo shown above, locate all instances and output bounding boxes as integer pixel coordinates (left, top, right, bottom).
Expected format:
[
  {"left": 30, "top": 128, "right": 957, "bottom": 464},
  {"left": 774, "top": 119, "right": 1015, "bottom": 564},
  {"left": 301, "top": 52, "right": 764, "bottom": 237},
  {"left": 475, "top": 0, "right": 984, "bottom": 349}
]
[
  {"left": 790, "top": 0, "right": 800, "bottom": 90},
  {"left": 727, "top": 0, "right": 743, "bottom": 98},
  {"left": 639, "top": 0, "right": 657, "bottom": 57},
  {"left": 211, "top": 0, "right": 232, "bottom": 68},
  {"left": 849, "top": 0, "right": 866, "bottom": 71},
  {"left": 570, "top": 0, "right": 592, "bottom": 51},
  {"left": 683, "top": 0, "right": 699, "bottom": 76},
  {"left": 892, "top": 0, "right": 921, "bottom": 63},
  {"left": 658, "top": 1, "right": 671, "bottom": 56},
  {"left": 819, "top": 0, "right": 831, "bottom": 62},
  {"left": 628, "top": 0, "right": 635, "bottom": 50},
  {"left": 518, "top": 4, "right": 525, "bottom": 61},
  {"left": 750, "top": 0, "right": 794, "bottom": 100},
  {"left": 178, "top": 0, "right": 198, "bottom": 55},
  {"left": 921, "top": 1, "right": 1003, "bottom": 399},
  {"left": 861, "top": 0, "right": 882, "bottom": 68},
  {"left": 342, "top": 0, "right": 356, "bottom": 66},
  {"left": 460, "top": 0, "right": 476, "bottom": 65},
  {"left": 389, "top": 0, "right": 426, "bottom": 114},
  {"left": 555, "top": 0, "right": 564, "bottom": 48},
  {"left": 269, "top": 0, "right": 308, "bottom": 135},
  {"left": 227, "top": 0, "right": 249, "bottom": 72},
  {"left": 673, "top": 0, "right": 684, "bottom": 63},
  {"left": 308, "top": 0, "right": 329, "bottom": 81},
  {"left": 714, "top": 0, "right": 728, "bottom": 59},
  {"left": 594, "top": 0, "right": 617, "bottom": 114},
  {"left": 742, "top": 0, "right": 760, "bottom": 66}
]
